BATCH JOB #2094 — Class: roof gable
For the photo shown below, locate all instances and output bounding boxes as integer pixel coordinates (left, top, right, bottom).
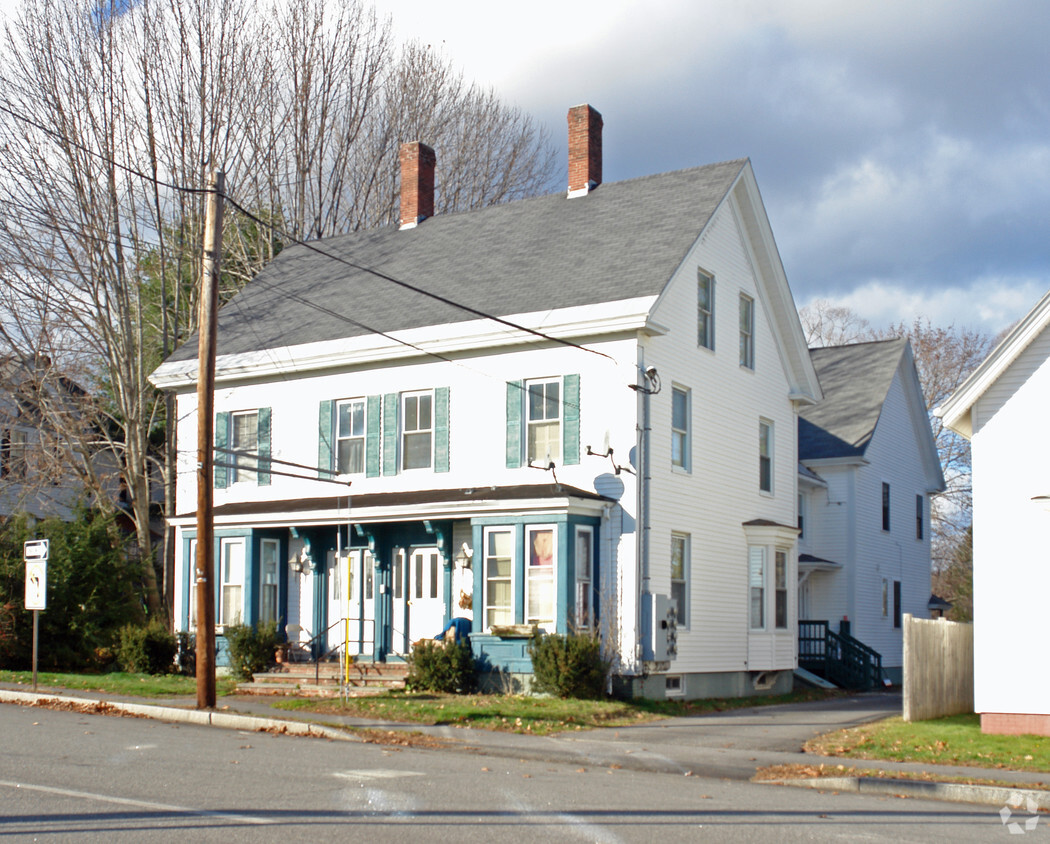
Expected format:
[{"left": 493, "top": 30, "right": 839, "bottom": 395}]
[
  {"left": 938, "top": 287, "right": 1050, "bottom": 439},
  {"left": 164, "top": 160, "right": 749, "bottom": 366}
]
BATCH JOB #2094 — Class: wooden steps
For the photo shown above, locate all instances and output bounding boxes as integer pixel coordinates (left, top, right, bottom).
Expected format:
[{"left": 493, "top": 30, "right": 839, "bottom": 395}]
[{"left": 239, "top": 660, "right": 408, "bottom": 697}]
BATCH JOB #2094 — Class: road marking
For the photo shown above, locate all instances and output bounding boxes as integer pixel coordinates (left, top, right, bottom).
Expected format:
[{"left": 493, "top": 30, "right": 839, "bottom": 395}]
[
  {"left": 0, "top": 779, "right": 274, "bottom": 825},
  {"left": 333, "top": 770, "right": 426, "bottom": 782}
]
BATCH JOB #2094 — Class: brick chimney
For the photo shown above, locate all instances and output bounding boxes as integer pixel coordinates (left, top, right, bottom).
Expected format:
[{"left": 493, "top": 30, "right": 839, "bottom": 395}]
[
  {"left": 567, "top": 104, "right": 602, "bottom": 197},
  {"left": 399, "top": 141, "right": 436, "bottom": 229}
]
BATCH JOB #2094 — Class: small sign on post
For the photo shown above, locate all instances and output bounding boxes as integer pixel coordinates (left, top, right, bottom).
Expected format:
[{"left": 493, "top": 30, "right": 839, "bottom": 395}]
[{"left": 24, "top": 539, "right": 49, "bottom": 692}]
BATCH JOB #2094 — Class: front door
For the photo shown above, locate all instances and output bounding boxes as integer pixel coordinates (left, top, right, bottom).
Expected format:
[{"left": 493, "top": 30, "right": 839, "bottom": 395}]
[{"left": 409, "top": 547, "right": 444, "bottom": 640}]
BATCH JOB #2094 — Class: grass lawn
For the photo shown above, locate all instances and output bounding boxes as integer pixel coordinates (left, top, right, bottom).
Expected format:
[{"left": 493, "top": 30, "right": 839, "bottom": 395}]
[
  {"left": 274, "top": 687, "right": 841, "bottom": 735},
  {"left": 806, "top": 713, "right": 1050, "bottom": 773},
  {"left": 0, "top": 670, "right": 239, "bottom": 698}
]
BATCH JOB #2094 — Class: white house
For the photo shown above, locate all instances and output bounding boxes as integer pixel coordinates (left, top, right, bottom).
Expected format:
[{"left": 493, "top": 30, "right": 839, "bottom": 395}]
[
  {"left": 150, "top": 104, "right": 823, "bottom": 699},
  {"left": 937, "top": 289, "right": 1050, "bottom": 736},
  {"left": 797, "top": 339, "right": 945, "bottom": 685}
]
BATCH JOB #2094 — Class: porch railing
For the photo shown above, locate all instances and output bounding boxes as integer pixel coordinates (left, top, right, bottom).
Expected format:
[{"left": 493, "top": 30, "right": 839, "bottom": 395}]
[
  {"left": 289, "top": 617, "right": 376, "bottom": 686},
  {"left": 797, "top": 619, "right": 883, "bottom": 690}
]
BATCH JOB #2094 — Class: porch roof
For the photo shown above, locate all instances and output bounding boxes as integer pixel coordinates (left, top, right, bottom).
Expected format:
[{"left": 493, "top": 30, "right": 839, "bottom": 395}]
[{"left": 175, "top": 483, "right": 613, "bottom": 525}]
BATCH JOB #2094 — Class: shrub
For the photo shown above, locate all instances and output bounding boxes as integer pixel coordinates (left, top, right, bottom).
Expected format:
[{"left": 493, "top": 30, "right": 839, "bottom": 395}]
[
  {"left": 224, "top": 621, "right": 279, "bottom": 681},
  {"left": 528, "top": 631, "right": 609, "bottom": 699},
  {"left": 117, "top": 619, "right": 177, "bottom": 674},
  {"left": 406, "top": 638, "right": 476, "bottom": 693}
]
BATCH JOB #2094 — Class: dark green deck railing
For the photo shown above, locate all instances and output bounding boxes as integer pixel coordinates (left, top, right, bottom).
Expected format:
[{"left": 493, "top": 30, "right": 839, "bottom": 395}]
[{"left": 798, "top": 619, "right": 883, "bottom": 690}]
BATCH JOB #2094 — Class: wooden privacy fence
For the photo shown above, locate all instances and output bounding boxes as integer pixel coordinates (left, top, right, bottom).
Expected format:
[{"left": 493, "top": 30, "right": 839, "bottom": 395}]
[{"left": 903, "top": 614, "right": 974, "bottom": 721}]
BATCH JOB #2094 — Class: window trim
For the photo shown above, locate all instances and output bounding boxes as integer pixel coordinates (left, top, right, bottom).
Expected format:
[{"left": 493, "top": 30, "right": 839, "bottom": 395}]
[
  {"left": 335, "top": 397, "right": 368, "bottom": 475},
  {"left": 525, "top": 524, "right": 557, "bottom": 631},
  {"left": 574, "top": 525, "right": 594, "bottom": 631},
  {"left": 671, "top": 385, "right": 691, "bottom": 471},
  {"left": 671, "top": 532, "right": 690, "bottom": 628},
  {"left": 739, "top": 293, "right": 754, "bottom": 369},
  {"left": 401, "top": 390, "right": 435, "bottom": 471},
  {"left": 218, "top": 537, "right": 245, "bottom": 628},
  {"left": 260, "top": 538, "right": 279, "bottom": 624},
  {"left": 749, "top": 545, "right": 766, "bottom": 630},
  {"left": 525, "top": 377, "right": 563, "bottom": 466},
  {"left": 759, "top": 418, "right": 774, "bottom": 494},
  {"left": 482, "top": 526, "right": 515, "bottom": 631},
  {"left": 230, "top": 410, "right": 259, "bottom": 484},
  {"left": 697, "top": 269, "right": 714, "bottom": 351}
]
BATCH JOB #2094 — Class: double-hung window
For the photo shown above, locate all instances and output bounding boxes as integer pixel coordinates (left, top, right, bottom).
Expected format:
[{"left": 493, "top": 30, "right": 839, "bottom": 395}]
[
  {"left": 215, "top": 408, "right": 270, "bottom": 488},
  {"left": 336, "top": 399, "right": 367, "bottom": 474},
  {"left": 759, "top": 419, "right": 773, "bottom": 493},
  {"left": 260, "top": 539, "right": 279, "bottom": 624},
  {"left": 775, "top": 549, "right": 788, "bottom": 629},
  {"left": 671, "top": 387, "right": 690, "bottom": 470},
  {"left": 575, "top": 526, "right": 593, "bottom": 630},
  {"left": 915, "top": 494, "right": 924, "bottom": 540},
  {"left": 483, "top": 528, "right": 514, "bottom": 629},
  {"left": 671, "top": 532, "right": 689, "bottom": 627},
  {"left": 698, "top": 270, "right": 714, "bottom": 350},
  {"left": 402, "top": 391, "right": 434, "bottom": 470},
  {"left": 219, "top": 538, "right": 245, "bottom": 626},
  {"left": 739, "top": 294, "right": 754, "bottom": 369},
  {"left": 526, "top": 525, "right": 556, "bottom": 630},
  {"left": 231, "top": 411, "right": 259, "bottom": 484},
  {"left": 749, "top": 546, "right": 765, "bottom": 629},
  {"left": 882, "top": 482, "right": 891, "bottom": 531},
  {"left": 527, "top": 379, "right": 561, "bottom": 464}
]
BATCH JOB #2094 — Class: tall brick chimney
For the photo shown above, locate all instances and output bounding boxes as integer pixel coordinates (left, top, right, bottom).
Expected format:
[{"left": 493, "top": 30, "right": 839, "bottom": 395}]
[
  {"left": 567, "top": 104, "right": 602, "bottom": 197},
  {"left": 399, "top": 141, "right": 436, "bottom": 229}
]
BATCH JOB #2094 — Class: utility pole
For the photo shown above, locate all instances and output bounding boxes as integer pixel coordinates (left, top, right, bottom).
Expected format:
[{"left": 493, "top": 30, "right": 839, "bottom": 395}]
[{"left": 195, "top": 170, "right": 224, "bottom": 709}]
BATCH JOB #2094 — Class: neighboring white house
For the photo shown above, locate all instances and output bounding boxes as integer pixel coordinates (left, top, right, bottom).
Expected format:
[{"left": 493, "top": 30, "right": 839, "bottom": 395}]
[
  {"left": 0, "top": 356, "right": 90, "bottom": 521},
  {"left": 937, "top": 289, "right": 1050, "bottom": 736},
  {"left": 150, "top": 104, "right": 823, "bottom": 699},
  {"left": 797, "top": 339, "right": 945, "bottom": 684}
]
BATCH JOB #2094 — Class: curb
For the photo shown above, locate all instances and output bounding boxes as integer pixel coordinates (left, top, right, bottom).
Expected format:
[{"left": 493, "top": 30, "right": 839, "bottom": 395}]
[
  {"left": 774, "top": 774, "right": 1050, "bottom": 810},
  {"left": 0, "top": 689, "right": 356, "bottom": 743}
]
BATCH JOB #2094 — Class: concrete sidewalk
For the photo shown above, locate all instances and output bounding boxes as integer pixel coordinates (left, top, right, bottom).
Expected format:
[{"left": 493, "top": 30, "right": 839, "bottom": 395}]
[{"left": 3, "top": 683, "right": 1048, "bottom": 810}]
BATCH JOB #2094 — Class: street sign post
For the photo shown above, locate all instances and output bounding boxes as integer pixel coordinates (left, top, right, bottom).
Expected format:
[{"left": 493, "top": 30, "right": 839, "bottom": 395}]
[{"left": 24, "top": 540, "right": 49, "bottom": 692}]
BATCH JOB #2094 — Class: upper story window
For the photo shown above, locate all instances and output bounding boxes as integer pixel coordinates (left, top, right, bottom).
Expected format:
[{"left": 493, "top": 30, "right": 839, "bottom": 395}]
[
  {"left": 739, "top": 294, "right": 754, "bottom": 369},
  {"left": 671, "top": 386, "right": 690, "bottom": 470},
  {"left": 527, "top": 379, "right": 561, "bottom": 464},
  {"left": 402, "top": 391, "right": 433, "bottom": 470},
  {"left": 336, "top": 398, "right": 367, "bottom": 474},
  {"left": 506, "top": 375, "right": 580, "bottom": 469},
  {"left": 698, "top": 270, "right": 714, "bottom": 350},
  {"left": 215, "top": 408, "right": 271, "bottom": 488},
  {"left": 882, "top": 482, "right": 891, "bottom": 531},
  {"left": 759, "top": 419, "right": 773, "bottom": 493},
  {"left": 797, "top": 492, "right": 806, "bottom": 538},
  {"left": 1, "top": 428, "right": 28, "bottom": 478},
  {"left": 231, "top": 411, "right": 259, "bottom": 484},
  {"left": 915, "top": 494, "right": 924, "bottom": 540}
]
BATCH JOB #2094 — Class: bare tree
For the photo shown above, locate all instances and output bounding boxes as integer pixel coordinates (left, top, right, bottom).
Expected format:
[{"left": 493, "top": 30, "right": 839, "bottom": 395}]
[{"left": 0, "top": 0, "right": 556, "bottom": 619}]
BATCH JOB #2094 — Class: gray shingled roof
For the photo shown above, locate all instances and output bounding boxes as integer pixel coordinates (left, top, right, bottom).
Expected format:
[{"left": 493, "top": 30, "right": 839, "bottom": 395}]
[
  {"left": 798, "top": 338, "right": 907, "bottom": 460},
  {"left": 166, "top": 160, "right": 748, "bottom": 363}
]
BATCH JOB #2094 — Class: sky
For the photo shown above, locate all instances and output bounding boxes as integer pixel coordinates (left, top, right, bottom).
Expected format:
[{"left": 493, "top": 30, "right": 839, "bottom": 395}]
[
  {"left": 1, "top": 0, "right": 1046, "bottom": 337},
  {"left": 366, "top": 0, "right": 1050, "bottom": 338}
]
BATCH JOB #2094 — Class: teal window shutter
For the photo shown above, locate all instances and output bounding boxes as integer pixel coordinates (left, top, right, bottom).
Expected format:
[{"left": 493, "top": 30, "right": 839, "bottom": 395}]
[
  {"left": 366, "top": 395, "right": 381, "bottom": 477},
  {"left": 382, "top": 393, "right": 399, "bottom": 476},
  {"left": 506, "top": 381, "right": 522, "bottom": 468},
  {"left": 317, "top": 400, "right": 333, "bottom": 478},
  {"left": 563, "top": 374, "right": 580, "bottom": 465},
  {"left": 434, "top": 386, "right": 450, "bottom": 473},
  {"left": 214, "top": 412, "right": 229, "bottom": 489},
  {"left": 257, "top": 407, "right": 272, "bottom": 485}
]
